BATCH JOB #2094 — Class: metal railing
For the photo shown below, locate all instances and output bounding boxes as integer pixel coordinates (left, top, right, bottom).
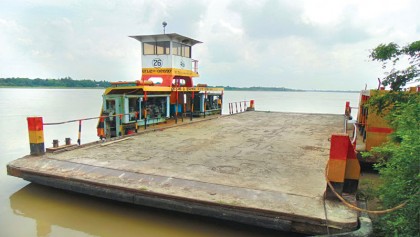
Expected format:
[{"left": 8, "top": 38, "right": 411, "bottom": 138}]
[
  {"left": 43, "top": 112, "right": 141, "bottom": 145},
  {"left": 228, "top": 101, "right": 250, "bottom": 114},
  {"left": 343, "top": 101, "right": 359, "bottom": 147}
]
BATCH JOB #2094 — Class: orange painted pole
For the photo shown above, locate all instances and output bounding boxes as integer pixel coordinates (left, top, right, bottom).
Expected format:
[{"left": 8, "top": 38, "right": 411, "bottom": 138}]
[
  {"left": 250, "top": 100, "right": 254, "bottom": 110},
  {"left": 27, "top": 117, "right": 45, "bottom": 156},
  {"left": 97, "top": 117, "right": 105, "bottom": 139}
]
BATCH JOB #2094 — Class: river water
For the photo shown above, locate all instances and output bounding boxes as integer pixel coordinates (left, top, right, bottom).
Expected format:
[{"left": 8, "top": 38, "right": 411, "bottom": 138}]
[{"left": 0, "top": 88, "right": 359, "bottom": 237}]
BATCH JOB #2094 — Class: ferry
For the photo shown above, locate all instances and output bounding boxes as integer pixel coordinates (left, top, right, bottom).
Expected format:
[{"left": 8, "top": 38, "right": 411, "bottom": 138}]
[
  {"left": 8, "top": 30, "right": 372, "bottom": 235},
  {"left": 97, "top": 33, "right": 223, "bottom": 139}
]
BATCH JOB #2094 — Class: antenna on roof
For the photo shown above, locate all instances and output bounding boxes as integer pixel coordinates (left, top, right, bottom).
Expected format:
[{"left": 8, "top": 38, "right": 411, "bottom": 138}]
[{"left": 162, "top": 21, "right": 167, "bottom": 34}]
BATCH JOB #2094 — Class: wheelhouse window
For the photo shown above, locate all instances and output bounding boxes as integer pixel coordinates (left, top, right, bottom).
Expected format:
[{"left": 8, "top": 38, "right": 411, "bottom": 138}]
[
  {"left": 183, "top": 45, "right": 191, "bottom": 58},
  {"left": 173, "top": 42, "right": 181, "bottom": 56},
  {"left": 172, "top": 42, "right": 191, "bottom": 58},
  {"left": 156, "top": 41, "right": 170, "bottom": 55},
  {"left": 143, "top": 42, "right": 155, "bottom": 55},
  {"left": 143, "top": 41, "right": 170, "bottom": 55}
]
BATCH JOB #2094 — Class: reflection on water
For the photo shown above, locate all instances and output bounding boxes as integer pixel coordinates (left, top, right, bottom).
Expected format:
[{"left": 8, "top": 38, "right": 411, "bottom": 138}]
[
  {"left": 1, "top": 88, "right": 359, "bottom": 237},
  {"left": 10, "top": 184, "right": 299, "bottom": 237}
]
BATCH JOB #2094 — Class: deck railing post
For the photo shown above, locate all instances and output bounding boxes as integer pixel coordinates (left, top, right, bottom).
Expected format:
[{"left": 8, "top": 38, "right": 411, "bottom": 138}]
[
  {"left": 204, "top": 91, "right": 207, "bottom": 118},
  {"left": 77, "top": 120, "right": 82, "bottom": 145},
  {"left": 191, "top": 92, "right": 194, "bottom": 121},
  {"left": 27, "top": 117, "right": 45, "bottom": 156}
]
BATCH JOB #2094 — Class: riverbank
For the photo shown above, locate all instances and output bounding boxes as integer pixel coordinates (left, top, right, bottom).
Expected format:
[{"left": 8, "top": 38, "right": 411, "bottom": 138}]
[{"left": 1, "top": 77, "right": 358, "bottom": 92}]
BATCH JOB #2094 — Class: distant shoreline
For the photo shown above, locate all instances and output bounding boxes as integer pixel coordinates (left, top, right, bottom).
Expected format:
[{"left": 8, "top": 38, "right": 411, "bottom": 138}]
[
  {"left": 0, "top": 86, "right": 105, "bottom": 89},
  {"left": 0, "top": 86, "right": 359, "bottom": 93},
  {"left": 0, "top": 78, "right": 359, "bottom": 93}
]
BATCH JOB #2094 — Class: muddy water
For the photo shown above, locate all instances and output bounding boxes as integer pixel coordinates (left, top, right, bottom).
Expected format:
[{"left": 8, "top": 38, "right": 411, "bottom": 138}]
[{"left": 0, "top": 88, "right": 359, "bottom": 237}]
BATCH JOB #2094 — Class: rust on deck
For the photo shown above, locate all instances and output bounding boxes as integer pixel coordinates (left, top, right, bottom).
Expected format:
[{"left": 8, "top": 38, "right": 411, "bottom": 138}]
[{"left": 7, "top": 111, "right": 358, "bottom": 235}]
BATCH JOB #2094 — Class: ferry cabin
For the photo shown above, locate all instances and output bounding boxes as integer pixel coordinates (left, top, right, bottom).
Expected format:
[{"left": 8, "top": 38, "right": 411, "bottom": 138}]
[{"left": 97, "top": 33, "right": 223, "bottom": 139}]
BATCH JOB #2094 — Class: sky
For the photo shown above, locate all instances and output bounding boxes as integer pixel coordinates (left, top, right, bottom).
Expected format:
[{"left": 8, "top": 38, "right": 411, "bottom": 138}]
[{"left": 0, "top": 0, "right": 419, "bottom": 90}]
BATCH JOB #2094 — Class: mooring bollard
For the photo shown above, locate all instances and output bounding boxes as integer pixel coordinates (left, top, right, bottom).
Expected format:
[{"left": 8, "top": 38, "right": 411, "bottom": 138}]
[
  {"left": 326, "top": 134, "right": 349, "bottom": 199},
  {"left": 246, "top": 100, "right": 255, "bottom": 111},
  {"left": 27, "top": 117, "right": 45, "bottom": 156},
  {"left": 343, "top": 139, "right": 361, "bottom": 194},
  {"left": 53, "top": 139, "right": 59, "bottom": 148}
]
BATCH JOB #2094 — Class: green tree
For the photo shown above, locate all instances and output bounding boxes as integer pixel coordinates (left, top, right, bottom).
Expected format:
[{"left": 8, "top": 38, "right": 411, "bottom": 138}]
[
  {"left": 0, "top": 77, "right": 111, "bottom": 88},
  {"left": 370, "top": 41, "right": 419, "bottom": 91},
  {"left": 367, "top": 41, "right": 420, "bottom": 236}
]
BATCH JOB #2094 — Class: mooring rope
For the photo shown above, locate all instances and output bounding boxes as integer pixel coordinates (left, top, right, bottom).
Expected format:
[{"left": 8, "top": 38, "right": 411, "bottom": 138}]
[{"left": 324, "top": 164, "right": 408, "bottom": 214}]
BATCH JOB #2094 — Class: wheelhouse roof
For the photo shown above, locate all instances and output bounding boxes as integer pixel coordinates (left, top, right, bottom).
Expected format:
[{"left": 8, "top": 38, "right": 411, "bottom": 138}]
[{"left": 129, "top": 33, "right": 202, "bottom": 46}]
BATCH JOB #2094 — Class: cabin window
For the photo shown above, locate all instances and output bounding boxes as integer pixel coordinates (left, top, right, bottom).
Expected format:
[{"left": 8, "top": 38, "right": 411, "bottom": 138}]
[
  {"left": 172, "top": 42, "right": 180, "bottom": 56},
  {"left": 183, "top": 45, "right": 191, "bottom": 58},
  {"left": 105, "top": 100, "right": 116, "bottom": 112},
  {"left": 149, "top": 77, "right": 163, "bottom": 85},
  {"left": 172, "top": 42, "right": 191, "bottom": 58},
  {"left": 143, "top": 97, "right": 167, "bottom": 119},
  {"left": 143, "top": 41, "right": 170, "bottom": 55},
  {"left": 156, "top": 41, "right": 170, "bottom": 55},
  {"left": 172, "top": 78, "right": 186, "bottom": 86},
  {"left": 128, "top": 98, "right": 140, "bottom": 121},
  {"left": 143, "top": 42, "right": 155, "bottom": 55}
]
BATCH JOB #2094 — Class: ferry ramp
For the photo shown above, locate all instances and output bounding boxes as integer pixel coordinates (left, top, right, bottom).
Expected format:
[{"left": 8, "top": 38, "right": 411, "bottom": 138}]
[{"left": 7, "top": 111, "right": 358, "bottom": 235}]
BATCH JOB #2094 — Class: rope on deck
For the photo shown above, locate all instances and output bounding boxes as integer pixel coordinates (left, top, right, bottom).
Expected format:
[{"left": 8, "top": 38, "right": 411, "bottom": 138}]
[{"left": 324, "top": 164, "right": 408, "bottom": 215}]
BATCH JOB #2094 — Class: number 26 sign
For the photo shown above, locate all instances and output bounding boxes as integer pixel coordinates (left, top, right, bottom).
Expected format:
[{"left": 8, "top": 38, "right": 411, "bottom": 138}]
[{"left": 153, "top": 58, "right": 162, "bottom": 68}]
